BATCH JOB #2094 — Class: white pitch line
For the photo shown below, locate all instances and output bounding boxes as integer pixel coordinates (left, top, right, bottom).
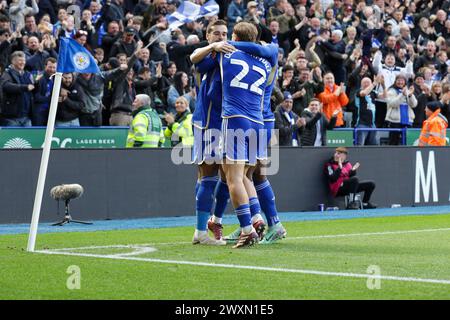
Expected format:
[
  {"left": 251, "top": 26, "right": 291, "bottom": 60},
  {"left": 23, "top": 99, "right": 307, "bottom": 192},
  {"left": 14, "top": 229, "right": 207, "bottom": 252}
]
[
  {"left": 41, "top": 227, "right": 450, "bottom": 252},
  {"left": 47, "top": 242, "right": 190, "bottom": 251},
  {"left": 287, "top": 227, "right": 450, "bottom": 241},
  {"left": 35, "top": 249, "right": 450, "bottom": 285}
]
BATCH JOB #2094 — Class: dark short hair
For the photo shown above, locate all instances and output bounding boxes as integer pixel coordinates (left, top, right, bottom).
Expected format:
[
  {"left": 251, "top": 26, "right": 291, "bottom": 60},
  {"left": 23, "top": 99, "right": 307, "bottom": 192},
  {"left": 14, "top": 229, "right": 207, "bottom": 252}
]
[
  {"left": 426, "top": 101, "right": 442, "bottom": 112},
  {"left": 0, "top": 14, "right": 10, "bottom": 23},
  {"left": 206, "top": 19, "right": 227, "bottom": 34},
  {"left": 319, "top": 27, "right": 330, "bottom": 35},
  {"left": 139, "top": 66, "right": 150, "bottom": 74},
  {"left": 309, "top": 98, "right": 321, "bottom": 105},
  {"left": 299, "top": 68, "right": 310, "bottom": 73},
  {"left": 45, "top": 57, "right": 57, "bottom": 65},
  {"left": 282, "top": 64, "right": 294, "bottom": 73},
  {"left": 0, "top": 28, "right": 9, "bottom": 36}
]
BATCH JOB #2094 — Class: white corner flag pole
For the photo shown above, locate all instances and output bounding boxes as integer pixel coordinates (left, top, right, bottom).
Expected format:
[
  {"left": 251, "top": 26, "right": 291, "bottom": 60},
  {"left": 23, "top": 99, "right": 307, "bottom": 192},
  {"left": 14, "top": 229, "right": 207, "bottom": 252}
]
[{"left": 27, "top": 72, "right": 63, "bottom": 252}]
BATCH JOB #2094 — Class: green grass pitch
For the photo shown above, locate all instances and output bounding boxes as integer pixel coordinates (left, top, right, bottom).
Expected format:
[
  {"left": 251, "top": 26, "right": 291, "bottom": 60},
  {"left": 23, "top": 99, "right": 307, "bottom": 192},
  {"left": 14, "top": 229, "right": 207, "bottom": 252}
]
[{"left": 1, "top": 214, "right": 450, "bottom": 300}]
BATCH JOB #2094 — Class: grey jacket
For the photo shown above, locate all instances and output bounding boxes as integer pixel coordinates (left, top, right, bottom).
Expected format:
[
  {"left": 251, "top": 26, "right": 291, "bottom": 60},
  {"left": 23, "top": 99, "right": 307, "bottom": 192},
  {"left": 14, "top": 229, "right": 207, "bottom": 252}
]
[{"left": 386, "top": 87, "right": 418, "bottom": 124}]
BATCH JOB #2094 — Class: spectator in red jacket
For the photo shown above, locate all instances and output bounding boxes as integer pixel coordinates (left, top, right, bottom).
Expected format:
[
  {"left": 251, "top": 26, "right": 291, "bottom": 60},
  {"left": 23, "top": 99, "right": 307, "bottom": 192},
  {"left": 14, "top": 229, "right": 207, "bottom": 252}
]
[{"left": 324, "top": 147, "right": 376, "bottom": 210}]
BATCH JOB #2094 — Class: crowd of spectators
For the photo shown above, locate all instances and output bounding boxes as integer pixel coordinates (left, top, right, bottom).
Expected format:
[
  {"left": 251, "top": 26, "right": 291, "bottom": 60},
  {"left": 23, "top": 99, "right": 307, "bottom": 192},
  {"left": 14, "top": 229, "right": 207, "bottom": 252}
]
[{"left": 0, "top": 0, "right": 449, "bottom": 146}]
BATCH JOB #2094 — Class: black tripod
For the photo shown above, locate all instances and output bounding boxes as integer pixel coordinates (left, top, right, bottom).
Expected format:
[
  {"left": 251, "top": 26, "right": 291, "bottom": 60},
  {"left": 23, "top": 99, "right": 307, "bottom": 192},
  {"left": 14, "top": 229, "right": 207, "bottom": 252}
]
[{"left": 51, "top": 199, "right": 92, "bottom": 226}]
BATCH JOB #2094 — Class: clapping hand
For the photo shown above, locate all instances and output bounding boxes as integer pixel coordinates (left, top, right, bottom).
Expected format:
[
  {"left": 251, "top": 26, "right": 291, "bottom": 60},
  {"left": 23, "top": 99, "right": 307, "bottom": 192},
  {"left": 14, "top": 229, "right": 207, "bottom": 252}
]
[
  {"left": 332, "top": 108, "right": 341, "bottom": 117},
  {"left": 375, "top": 74, "right": 384, "bottom": 86},
  {"left": 38, "top": 40, "right": 45, "bottom": 52},
  {"left": 296, "top": 117, "right": 306, "bottom": 127},
  {"left": 164, "top": 112, "right": 175, "bottom": 125},
  {"left": 334, "top": 83, "right": 344, "bottom": 96},
  {"left": 314, "top": 66, "right": 322, "bottom": 79},
  {"left": 190, "top": 87, "right": 197, "bottom": 98},
  {"left": 402, "top": 86, "right": 408, "bottom": 96},
  {"left": 155, "top": 63, "right": 162, "bottom": 78}
]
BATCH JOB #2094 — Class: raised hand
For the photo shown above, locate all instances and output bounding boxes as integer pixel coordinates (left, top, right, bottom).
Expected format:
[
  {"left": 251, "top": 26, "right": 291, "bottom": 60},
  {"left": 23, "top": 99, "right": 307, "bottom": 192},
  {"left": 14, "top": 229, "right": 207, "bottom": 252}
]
[
  {"left": 156, "top": 63, "right": 162, "bottom": 78},
  {"left": 164, "top": 112, "right": 175, "bottom": 125},
  {"left": 296, "top": 117, "right": 306, "bottom": 127},
  {"left": 159, "top": 42, "right": 167, "bottom": 53},
  {"left": 334, "top": 85, "right": 342, "bottom": 96}
]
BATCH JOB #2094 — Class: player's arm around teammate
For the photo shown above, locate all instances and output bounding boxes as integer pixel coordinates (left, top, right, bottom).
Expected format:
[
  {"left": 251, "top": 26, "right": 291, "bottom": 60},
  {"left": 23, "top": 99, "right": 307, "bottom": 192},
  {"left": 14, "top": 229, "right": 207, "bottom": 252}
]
[{"left": 190, "top": 41, "right": 236, "bottom": 64}]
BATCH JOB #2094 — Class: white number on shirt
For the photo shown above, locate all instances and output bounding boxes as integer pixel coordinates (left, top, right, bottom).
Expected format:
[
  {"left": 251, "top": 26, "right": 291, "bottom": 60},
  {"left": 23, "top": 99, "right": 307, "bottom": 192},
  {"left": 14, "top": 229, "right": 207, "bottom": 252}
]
[
  {"left": 250, "top": 66, "right": 266, "bottom": 95},
  {"left": 230, "top": 59, "right": 249, "bottom": 90},
  {"left": 229, "top": 59, "right": 266, "bottom": 95}
]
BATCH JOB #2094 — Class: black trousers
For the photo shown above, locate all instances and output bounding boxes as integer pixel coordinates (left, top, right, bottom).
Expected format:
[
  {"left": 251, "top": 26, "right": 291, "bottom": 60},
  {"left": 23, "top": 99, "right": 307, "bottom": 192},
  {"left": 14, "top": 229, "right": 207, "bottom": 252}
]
[
  {"left": 336, "top": 177, "right": 376, "bottom": 203},
  {"left": 385, "top": 121, "right": 409, "bottom": 145},
  {"left": 79, "top": 109, "right": 102, "bottom": 127}
]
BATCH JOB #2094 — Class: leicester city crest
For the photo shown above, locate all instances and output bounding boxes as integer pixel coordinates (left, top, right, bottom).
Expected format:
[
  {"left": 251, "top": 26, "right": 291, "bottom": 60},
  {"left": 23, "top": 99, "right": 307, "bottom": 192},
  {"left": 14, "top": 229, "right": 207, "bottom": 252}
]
[{"left": 73, "top": 52, "right": 90, "bottom": 70}]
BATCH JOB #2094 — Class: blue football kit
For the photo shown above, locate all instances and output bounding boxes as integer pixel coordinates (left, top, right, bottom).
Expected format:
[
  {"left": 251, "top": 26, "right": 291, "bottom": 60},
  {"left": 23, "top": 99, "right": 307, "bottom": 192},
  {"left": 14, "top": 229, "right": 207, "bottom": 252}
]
[
  {"left": 192, "top": 52, "right": 223, "bottom": 164},
  {"left": 219, "top": 49, "right": 272, "bottom": 164},
  {"left": 226, "top": 42, "right": 279, "bottom": 160}
]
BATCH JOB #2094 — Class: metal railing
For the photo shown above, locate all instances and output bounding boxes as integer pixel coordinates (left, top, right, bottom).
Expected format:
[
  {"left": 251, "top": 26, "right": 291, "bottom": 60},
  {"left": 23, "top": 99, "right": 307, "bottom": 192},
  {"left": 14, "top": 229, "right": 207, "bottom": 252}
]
[{"left": 352, "top": 127, "right": 408, "bottom": 146}]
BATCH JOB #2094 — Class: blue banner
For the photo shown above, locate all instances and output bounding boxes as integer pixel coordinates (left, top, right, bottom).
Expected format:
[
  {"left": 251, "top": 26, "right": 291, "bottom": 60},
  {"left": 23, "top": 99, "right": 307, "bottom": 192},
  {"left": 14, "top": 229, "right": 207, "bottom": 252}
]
[{"left": 167, "top": 0, "right": 220, "bottom": 29}]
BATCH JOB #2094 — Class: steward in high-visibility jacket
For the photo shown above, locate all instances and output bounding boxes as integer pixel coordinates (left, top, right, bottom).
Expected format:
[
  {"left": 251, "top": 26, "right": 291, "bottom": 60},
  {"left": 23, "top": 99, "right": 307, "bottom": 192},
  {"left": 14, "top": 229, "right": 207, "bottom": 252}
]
[
  {"left": 164, "top": 97, "right": 194, "bottom": 147},
  {"left": 419, "top": 102, "right": 448, "bottom": 147},
  {"left": 126, "top": 95, "right": 164, "bottom": 148}
]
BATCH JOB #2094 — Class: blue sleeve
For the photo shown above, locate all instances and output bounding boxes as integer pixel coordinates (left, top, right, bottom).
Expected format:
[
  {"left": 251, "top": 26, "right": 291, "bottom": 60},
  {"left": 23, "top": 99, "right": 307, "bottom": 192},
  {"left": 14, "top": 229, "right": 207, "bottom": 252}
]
[
  {"left": 229, "top": 41, "right": 278, "bottom": 66},
  {"left": 195, "top": 54, "right": 218, "bottom": 74}
]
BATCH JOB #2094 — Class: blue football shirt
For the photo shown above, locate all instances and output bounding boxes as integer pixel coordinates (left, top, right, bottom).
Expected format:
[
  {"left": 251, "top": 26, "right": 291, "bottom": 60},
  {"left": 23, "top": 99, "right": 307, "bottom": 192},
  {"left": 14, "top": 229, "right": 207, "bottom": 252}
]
[
  {"left": 192, "top": 53, "right": 223, "bottom": 129},
  {"left": 219, "top": 50, "right": 272, "bottom": 123},
  {"left": 229, "top": 42, "right": 278, "bottom": 121}
]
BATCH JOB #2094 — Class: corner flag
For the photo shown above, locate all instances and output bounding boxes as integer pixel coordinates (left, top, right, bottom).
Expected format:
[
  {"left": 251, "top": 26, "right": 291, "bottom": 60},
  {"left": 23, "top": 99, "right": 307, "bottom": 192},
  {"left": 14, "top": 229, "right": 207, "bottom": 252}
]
[
  {"left": 56, "top": 37, "right": 101, "bottom": 74},
  {"left": 28, "top": 36, "right": 101, "bottom": 252}
]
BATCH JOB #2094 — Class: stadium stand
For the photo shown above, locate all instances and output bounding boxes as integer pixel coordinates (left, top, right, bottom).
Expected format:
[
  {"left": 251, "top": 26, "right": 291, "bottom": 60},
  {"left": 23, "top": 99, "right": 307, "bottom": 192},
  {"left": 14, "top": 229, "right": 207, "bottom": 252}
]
[{"left": 0, "top": 0, "right": 449, "bottom": 146}]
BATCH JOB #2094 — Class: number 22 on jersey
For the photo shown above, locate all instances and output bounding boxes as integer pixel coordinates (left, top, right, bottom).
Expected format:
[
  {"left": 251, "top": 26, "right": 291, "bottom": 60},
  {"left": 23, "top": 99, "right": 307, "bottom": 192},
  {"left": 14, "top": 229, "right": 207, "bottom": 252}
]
[{"left": 229, "top": 59, "right": 267, "bottom": 95}]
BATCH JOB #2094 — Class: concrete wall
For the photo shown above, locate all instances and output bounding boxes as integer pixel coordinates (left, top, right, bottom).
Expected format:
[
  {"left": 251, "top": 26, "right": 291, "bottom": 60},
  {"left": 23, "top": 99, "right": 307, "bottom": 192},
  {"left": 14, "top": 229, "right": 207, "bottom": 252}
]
[{"left": 0, "top": 147, "right": 449, "bottom": 224}]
